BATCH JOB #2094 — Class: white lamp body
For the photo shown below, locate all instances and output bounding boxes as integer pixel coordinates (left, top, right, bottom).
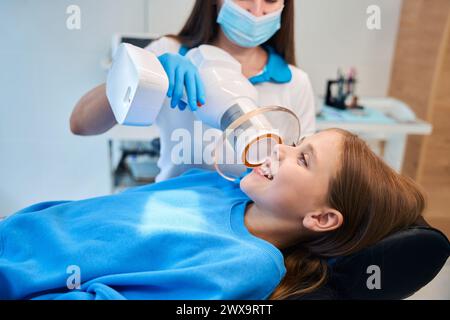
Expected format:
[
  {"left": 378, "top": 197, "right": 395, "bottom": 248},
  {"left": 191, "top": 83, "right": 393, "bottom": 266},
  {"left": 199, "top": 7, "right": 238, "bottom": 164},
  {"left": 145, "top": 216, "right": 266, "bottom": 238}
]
[
  {"left": 185, "top": 45, "right": 259, "bottom": 128},
  {"left": 106, "top": 43, "right": 300, "bottom": 178},
  {"left": 106, "top": 43, "right": 168, "bottom": 126}
]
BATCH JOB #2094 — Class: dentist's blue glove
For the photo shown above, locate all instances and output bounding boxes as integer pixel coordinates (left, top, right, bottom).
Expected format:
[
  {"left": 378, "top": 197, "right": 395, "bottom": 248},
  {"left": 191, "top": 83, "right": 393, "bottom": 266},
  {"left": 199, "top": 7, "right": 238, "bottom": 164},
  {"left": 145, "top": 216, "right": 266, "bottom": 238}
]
[{"left": 157, "top": 53, "right": 206, "bottom": 111}]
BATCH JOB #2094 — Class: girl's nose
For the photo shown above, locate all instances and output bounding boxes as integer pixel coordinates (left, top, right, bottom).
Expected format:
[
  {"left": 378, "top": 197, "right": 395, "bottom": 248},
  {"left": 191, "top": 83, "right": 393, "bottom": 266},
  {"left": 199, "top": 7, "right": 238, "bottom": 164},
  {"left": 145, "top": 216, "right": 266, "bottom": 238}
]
[{"left": 272, "top": 144, "right": 286, "bottom": 161}]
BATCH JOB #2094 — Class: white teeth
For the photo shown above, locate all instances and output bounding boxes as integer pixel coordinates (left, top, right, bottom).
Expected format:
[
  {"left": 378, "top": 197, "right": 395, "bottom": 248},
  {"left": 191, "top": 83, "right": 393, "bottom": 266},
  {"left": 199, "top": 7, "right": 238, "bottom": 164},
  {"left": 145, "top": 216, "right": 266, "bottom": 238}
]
[
  {"left": 262, "top": 161, "right": 273, "bottom": 178},
  {"left": 259, "top": 161, "right": 274, "bottom": 181},
  {"left": 253, "top": 158, "right": 275, "bottom": 181},
  {"left": 254, "top": 167, "right": 272, "bottom": 180}
]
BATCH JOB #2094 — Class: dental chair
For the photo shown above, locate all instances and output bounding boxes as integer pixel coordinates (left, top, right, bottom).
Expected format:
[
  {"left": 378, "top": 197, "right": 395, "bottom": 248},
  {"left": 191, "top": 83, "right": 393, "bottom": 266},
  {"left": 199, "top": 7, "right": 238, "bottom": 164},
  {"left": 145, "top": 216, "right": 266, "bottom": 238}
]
[
  {"left": 295, "top": 217, "right": 450, "bottom": 300},
  {"left": 109, "top": 37, "right": 450, "bottom": 300}
]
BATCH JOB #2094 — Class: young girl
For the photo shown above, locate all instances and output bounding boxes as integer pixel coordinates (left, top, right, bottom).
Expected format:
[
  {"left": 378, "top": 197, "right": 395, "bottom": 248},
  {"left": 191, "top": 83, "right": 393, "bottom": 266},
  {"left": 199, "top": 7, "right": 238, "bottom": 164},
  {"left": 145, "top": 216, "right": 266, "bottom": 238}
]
[
  {"left": 70, "top": 0, "right": 317, "bottom": 181},
  {"left": 0, "top": 129, "right": 424, "bottom": 300}
]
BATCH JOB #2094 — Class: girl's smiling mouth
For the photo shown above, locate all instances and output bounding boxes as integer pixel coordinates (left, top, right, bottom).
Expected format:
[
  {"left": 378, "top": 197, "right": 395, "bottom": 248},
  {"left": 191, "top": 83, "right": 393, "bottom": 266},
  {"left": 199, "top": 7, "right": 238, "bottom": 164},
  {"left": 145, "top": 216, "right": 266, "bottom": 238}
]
[{"left": 253, "top": 165, "right": 273, "bottom": 181}]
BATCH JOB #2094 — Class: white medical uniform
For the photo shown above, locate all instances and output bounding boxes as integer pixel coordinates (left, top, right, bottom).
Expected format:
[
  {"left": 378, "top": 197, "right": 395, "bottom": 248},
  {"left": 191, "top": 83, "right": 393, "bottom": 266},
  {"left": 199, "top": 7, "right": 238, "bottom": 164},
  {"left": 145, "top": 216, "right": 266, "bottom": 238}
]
[{"left": 145, "top": 37, "right": 316, "bottom": 182}]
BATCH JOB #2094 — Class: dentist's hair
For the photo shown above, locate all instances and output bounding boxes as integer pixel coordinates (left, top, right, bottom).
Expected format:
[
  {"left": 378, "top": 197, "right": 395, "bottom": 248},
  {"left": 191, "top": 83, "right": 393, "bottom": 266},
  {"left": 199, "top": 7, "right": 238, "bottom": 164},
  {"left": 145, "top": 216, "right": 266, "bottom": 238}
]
[
  {"left": 270, "top": 129, "right": 425, "bottom": 300},
  {"left": 168, "top": 0, "right": 297, "bottom": 65}
]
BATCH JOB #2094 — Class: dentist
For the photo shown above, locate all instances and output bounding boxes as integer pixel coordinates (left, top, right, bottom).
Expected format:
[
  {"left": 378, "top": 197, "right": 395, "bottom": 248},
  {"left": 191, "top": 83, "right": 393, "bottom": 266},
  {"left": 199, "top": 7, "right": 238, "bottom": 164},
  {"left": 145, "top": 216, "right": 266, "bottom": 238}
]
[{"left": 70, "top": 0, "right": 316, "bottom": 181}]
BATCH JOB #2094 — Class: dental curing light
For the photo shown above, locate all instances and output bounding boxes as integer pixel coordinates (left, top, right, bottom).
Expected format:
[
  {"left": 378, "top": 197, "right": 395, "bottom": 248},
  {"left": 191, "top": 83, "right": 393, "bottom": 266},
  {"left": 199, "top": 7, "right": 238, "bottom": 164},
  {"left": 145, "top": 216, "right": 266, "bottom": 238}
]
[{"left": 106, "top": 43, "right": 301, "bottom": 181}]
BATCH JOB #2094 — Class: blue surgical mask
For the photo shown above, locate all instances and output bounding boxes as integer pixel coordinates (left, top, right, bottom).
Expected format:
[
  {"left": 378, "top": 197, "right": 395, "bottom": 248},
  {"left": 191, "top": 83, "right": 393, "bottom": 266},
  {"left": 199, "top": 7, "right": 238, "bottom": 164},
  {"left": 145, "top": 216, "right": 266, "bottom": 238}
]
[{"left": 217, "top": 0, "right": 284, "bottom": 48}]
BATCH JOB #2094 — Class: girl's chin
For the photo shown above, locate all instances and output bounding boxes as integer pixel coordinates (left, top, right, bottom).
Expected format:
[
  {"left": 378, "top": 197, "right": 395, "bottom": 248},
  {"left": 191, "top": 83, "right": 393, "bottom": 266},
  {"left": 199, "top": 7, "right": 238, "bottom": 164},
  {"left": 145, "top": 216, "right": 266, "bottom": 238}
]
[
  {"left": 240, "top": 170, "right": 269, "bottom": 194},
  {"left": 240, "top": 172, "right": 257, "bottom": 192}
]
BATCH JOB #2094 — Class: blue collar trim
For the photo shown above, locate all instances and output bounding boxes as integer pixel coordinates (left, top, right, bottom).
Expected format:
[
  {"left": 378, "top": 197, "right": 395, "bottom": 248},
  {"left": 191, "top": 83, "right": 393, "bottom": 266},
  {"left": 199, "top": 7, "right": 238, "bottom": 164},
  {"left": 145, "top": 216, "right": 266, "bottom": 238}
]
[
  {"left": 179, "top": 45, "right": 292, "bottom": 85},
  {"left": 249, "top": 46, "right": 292, "bottom": 85},
  {"left": 179, "top": 45, "right": 190, "bottom": 56}
]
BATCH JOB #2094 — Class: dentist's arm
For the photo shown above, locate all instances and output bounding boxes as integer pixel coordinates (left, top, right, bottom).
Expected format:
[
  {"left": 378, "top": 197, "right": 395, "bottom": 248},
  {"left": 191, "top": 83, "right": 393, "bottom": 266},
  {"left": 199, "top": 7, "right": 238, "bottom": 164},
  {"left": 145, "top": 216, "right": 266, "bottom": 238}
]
[{"left": 70, "top": 83, "right": 117, "bottom": 136}]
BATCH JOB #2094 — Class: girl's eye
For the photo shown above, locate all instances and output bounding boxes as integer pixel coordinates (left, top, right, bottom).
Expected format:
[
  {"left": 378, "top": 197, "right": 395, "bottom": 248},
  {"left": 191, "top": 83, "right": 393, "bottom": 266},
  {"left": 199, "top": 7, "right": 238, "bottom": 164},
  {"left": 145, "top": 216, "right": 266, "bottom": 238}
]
[{"left": 298, "top": 153, "right": 308, "bottom": 167}]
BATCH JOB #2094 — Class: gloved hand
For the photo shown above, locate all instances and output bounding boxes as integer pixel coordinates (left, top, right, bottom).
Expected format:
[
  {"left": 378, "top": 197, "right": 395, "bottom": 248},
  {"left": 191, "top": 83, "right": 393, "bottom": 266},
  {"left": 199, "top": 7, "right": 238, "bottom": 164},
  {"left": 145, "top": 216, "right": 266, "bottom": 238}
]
[{"left": 158, "top": 53, "right": 206, "bottom": 111}]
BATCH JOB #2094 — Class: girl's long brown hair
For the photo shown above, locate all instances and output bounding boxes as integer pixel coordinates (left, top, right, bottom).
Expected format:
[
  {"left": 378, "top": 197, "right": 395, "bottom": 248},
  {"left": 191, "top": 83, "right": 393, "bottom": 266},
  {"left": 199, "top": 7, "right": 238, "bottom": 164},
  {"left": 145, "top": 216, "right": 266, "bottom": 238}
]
[
  {"left": 270, "top": 129, "right": 425, "bottom": 300},
  {"left": 168, "top": 0, "right": 297, "bottom": 65}
]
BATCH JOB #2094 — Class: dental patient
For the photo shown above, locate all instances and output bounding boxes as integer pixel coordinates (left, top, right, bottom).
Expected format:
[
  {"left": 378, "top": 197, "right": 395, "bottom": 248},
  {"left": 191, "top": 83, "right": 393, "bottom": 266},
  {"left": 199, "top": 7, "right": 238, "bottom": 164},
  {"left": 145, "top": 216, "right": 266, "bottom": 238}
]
[{"left": 0, "top": 129, "right": 424, "bottom": 300}]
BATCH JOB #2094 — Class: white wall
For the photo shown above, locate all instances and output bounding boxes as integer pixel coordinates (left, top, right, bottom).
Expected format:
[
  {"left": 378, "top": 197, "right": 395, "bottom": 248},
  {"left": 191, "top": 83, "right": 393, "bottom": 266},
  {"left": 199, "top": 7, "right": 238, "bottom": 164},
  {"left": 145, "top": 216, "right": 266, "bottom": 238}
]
[
  {"left": 0, "top": 0, "right": 402, "bottom": 216},
  {"left": 296, "top": 0, "right": 403, "bottom": 97},
  {"left": 0, "top": 0, "right": 147, "bottom": 216},
  {"left": 146, "top": 0, "right": 195, "bottom": 36}
]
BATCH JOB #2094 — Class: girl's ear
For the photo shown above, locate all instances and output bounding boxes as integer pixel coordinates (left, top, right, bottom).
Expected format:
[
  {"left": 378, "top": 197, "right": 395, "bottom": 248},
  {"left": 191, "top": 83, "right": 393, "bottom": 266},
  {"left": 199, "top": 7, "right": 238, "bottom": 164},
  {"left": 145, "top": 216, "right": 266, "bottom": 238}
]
[{"left": 302, "top": 208, "right": 343, "bottom": 233}]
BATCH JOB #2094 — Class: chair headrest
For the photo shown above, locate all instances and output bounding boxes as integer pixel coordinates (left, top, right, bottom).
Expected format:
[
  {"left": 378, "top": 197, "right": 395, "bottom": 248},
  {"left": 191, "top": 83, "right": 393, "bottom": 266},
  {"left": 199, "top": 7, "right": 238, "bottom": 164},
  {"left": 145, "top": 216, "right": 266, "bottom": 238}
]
[{"left": 296, "top": 219, "right": 450, "bottom": 300}]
